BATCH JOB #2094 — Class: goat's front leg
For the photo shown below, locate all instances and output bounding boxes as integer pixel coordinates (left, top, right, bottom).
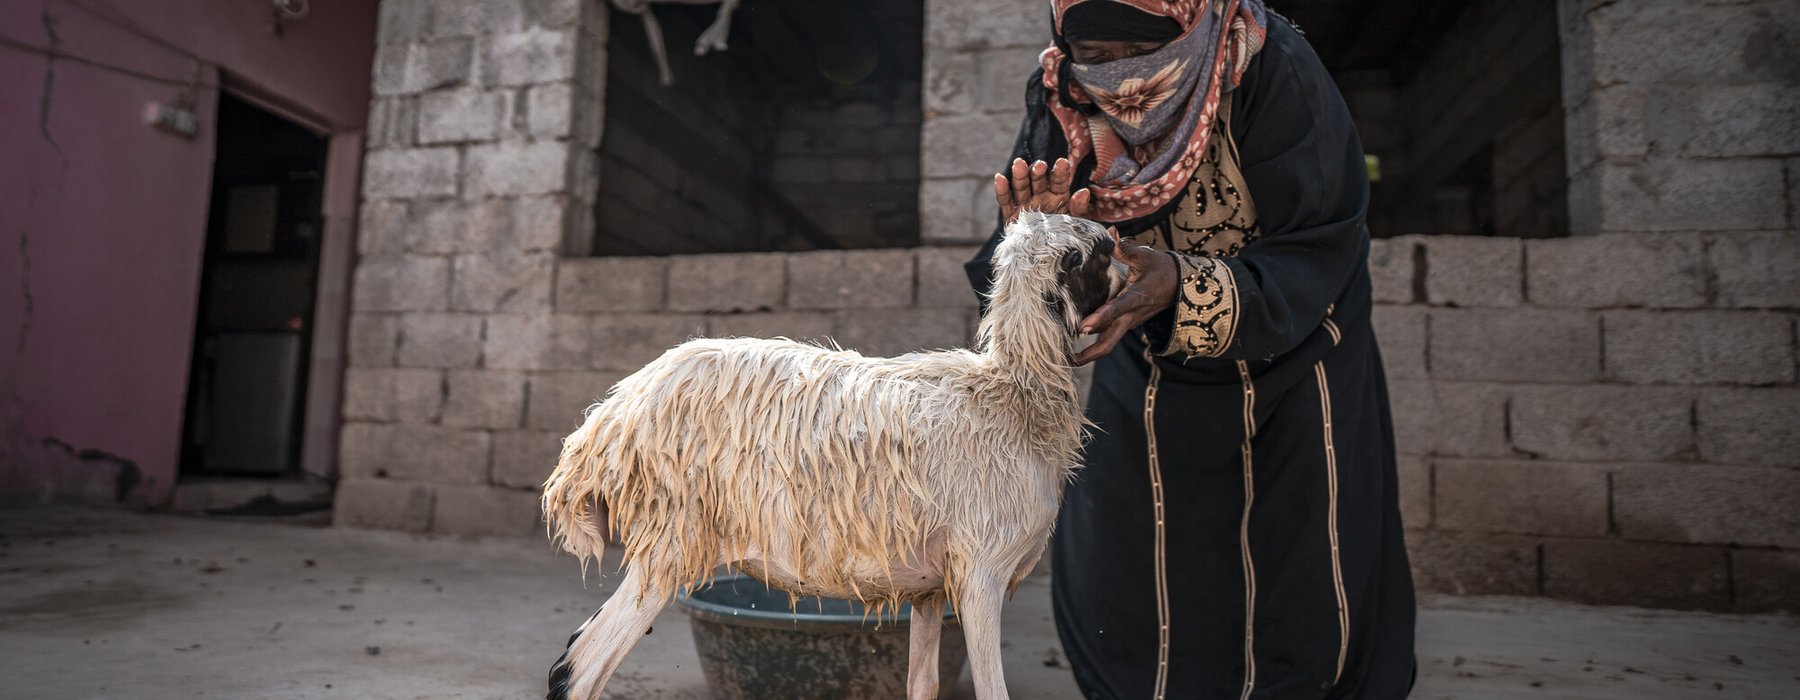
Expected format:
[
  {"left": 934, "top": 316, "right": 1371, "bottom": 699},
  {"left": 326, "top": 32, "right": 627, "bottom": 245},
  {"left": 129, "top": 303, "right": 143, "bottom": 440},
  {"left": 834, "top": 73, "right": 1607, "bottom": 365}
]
[
  {"left": 548, "top": 567, "right": 671, "bottom": 700},
  {"left": 907, "top": 597, "right": 946, "bottom": 700},
  {"left": 956, "top": 571, "right": 1011, "bottom": 700}
]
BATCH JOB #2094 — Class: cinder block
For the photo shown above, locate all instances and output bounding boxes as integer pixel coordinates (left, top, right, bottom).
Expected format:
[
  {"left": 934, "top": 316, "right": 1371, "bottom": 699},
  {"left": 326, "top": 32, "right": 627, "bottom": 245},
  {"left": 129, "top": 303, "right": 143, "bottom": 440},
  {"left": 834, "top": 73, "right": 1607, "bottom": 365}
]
[
  {"left": 347, "top": 313, "right": 401, "bottom": 368},
  {"left": 376, "top": 0, "right": 430, "bottom": 44},
  {"left": 1526, "top": 234, "right": 1706, "bottom": 308},
  {"left": 922, "top": 113, "right": 1024, "bottom": 178},
  {"left": 1396, "top": 455, "right": 1431, "bottom": 529},
  {"left": 464, "top": 141, "right": 570, "bottom": 197},
  {"left": 340, "top": 367, "right": 443, "bottom": 423},
  {"left": 590, "top": 314, "right": 706, "bottom": 371},
  {"left": 1435, "top": 460, "right": 1610, "bottom": 537},
  {"left": 357, "top": 198, "right": 411, "bottom": 254},
  {"left": 1614, "top": 463, "right": 1800, "bottom": 548},
  {"left": 1509, "top": 385, "right": 1695, "bottom": 462},
  {"left": 427, "top": 2, "right": 523, "bottom": 37},
  {"left": 418, "top": 88, "right": 507, "bottom": 144},
  {"left": 408, "top": 198, "right": 509, "bottom": 254},
  {"left": 1592, "top": 159, "right": 1787, "bottom": 233},
  {"left": 1542, "top": 539, "right": 1730, "bottom": 611},
  {"left": 354, "top": 255, "right": 449, "bottom": 312},
  {"left": 916, "top": 246, "right": 984, "bottom": 308},
  {"left": 524, "top": 0, "right": 582, "bottom": 29},
  {"left": 450, "top": 251, "right": 554, "bottom": 312},
  {"left": 398, "top": 313, "right": 484, "bottom": 368},
  {"left": 555, "top": 257, "right": 665, "bottom": 312},
  {"left": 1422, "top": 236, "right": 1522, "bottom": 307},
  {"left": 363, "top": 148, "right": 459, "bottom": 199},
  {"left": 338, "top": 423, "right": 490, "bottom": 484},
  {"left": 524, "top": 83, "right": 574, "bottom": 138},
  {"left": 1709, "top": 232, "right": 1800, "bottom": 309},
  {"left": 1371, "top": 305, "right": 1426, "bottom": 380},
  {"left": 405, "top": 38, "right": 475, "bottom": 93},
  {"left": 1431, "top": 381, "right": 1514, "bottom": 458},
  {"left": 431, "top": 484, "right": 541, "bottom": 536},
  {"left": 1405, "top": 530, "right": 1539, "bottom": 597},
  {"left": 919, "top": 177, "right": 994, "bottom": 245},
  {"left": 512, "top": 195, "right": 571, "bottom": 252},
  {"left": 525, "top": 371, "right": 629, "bottom": 432},
  {"left": 491, "top": 430, "right": 565, "bottom": 490},
  {"left": 832, "top": 308, "right": 973, "bottom": 357},
  {"left": 483, "top": 29, "right": 576, "bottom": 86},
  {"left": 786, "top": 249, "right": 915, "bottom": 310},
  {"left": 1680, "top": 83, "right": 1800, "bottom": 158},
  {"left": 441, "top": 370, "right": 527, "bottom": 429},
  {"left": 926, "top": 0, "right": 1050, "bottom": 50},
  {"left": 334, "top": 478, "right": 435, "bottom": 532},
  {"left": 923, "top": 51, "right": 977, "bottom": 116},
  {"left": 1428, "top": 308, "right": 1600, "bottom": 382},
  {"left": 705, "top": 312, "right": 834, "bottom": 342},
  {"left": 1732, "top": 549, "right": 1800, "bottom": 613},
  {"left": 667, "top": 253, "right": 788, "bottom": 313},
  {"left": 1697, "top": 388, "right": 1800, "bottom": 467},
  {"left": 974, "top": 45, "right": 1049, "bottom": 115},
  {"left": 1602, "top": 310, "right": 1795, "bottom": 385},
  {"left": 1366, "top": 236, "right": 1418, "bottom": 304},
  {"left": 371, "top": 42, "right": 410, "bottom": 96},
  {"left": 484, "top": 314, "right": 590, "bottom": 370}
]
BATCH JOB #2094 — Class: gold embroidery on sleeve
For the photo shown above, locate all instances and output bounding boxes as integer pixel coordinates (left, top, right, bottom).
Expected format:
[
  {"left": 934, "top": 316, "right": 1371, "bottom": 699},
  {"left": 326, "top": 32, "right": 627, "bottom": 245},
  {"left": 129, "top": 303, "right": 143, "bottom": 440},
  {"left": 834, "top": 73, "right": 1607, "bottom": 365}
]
[{"left": 1163, "top": 255, "right": 1240, "bottom": 358}]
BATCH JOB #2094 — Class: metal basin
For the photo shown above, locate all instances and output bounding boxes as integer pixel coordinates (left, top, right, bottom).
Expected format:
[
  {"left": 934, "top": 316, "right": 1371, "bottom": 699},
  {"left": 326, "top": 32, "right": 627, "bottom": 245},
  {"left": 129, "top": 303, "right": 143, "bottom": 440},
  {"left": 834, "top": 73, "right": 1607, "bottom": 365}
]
[{"left": 677, "top": 574, "right": 966, "bottom": 700}]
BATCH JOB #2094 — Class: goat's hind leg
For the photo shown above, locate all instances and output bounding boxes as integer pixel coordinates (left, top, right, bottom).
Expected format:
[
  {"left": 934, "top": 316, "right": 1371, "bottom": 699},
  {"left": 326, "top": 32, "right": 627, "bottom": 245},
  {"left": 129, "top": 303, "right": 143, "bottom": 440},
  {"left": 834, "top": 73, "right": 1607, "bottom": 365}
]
[
  {"left": 907, "top": 596, "right": 946, "bottom": 700},
  {"left": 547, "top": 567, "right": 671, "bottom": 700}
]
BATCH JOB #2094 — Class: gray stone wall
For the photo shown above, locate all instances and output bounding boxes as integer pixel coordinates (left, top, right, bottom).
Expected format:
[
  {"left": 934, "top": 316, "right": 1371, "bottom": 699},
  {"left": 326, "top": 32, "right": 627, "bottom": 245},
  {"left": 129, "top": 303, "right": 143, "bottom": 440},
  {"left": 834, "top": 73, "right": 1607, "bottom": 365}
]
[
  {"left": 1371, "top": 233, "right": 1798, "bottom": 612},
  {"left": 918, "top": 0, "right": 1048, "bottom": 244}
]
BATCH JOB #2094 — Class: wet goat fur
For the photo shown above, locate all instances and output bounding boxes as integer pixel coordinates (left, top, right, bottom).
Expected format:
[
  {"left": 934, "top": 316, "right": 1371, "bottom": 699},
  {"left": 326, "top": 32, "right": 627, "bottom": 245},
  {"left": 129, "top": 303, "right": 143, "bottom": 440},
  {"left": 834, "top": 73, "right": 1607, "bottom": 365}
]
[{"left": 541, "top": 212, "right": 1119, "bottom": 700}]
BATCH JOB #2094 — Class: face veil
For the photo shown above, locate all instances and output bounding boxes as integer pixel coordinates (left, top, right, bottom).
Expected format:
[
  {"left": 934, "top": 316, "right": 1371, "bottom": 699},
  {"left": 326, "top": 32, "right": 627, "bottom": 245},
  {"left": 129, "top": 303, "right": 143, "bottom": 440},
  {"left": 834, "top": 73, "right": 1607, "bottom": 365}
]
[{"left": 1039, "top": 0, "right": 1270, "bottom": 223}]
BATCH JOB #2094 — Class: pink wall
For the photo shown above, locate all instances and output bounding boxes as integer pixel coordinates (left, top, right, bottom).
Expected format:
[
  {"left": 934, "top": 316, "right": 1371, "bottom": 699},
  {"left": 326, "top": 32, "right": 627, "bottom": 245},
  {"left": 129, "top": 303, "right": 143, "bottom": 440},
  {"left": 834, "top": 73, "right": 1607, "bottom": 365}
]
[{"left": 0, "top": 0, "right": 377, "bottom": 506}]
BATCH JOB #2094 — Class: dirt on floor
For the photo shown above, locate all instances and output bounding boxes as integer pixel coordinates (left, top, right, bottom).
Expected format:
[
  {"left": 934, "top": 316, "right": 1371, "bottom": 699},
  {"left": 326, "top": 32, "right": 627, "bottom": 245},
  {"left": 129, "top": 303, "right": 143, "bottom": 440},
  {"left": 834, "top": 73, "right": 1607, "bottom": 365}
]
[{"left": 0, "top": 507, "right": 1795, "bottom": 699}]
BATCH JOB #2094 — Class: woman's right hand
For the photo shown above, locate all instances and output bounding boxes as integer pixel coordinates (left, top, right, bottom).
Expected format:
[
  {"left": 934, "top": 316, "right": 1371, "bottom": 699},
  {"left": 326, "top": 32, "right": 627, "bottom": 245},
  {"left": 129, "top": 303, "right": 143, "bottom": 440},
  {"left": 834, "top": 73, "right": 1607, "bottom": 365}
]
[{"left": 995, "top": 157, "right": 1092, "bottom": 224}]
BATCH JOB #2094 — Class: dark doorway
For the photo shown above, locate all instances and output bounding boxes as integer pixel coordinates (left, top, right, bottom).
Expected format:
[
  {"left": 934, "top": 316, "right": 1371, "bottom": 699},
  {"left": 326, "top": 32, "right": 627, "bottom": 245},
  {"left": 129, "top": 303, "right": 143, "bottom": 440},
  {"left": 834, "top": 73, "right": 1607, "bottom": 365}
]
[{"left": 180, "top": 92, "right": 328, "bottom": 478}]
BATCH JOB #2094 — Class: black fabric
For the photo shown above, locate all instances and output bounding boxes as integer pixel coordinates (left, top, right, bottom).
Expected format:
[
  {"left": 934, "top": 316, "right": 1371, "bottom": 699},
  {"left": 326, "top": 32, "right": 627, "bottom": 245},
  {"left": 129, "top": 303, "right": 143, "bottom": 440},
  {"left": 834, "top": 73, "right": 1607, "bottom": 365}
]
[
  {"left": 1060, "top": 2, "right": 1185, "bottom": 44},
  {"left": 965, "top": 17, "right": 1417, "bottom": 700}
]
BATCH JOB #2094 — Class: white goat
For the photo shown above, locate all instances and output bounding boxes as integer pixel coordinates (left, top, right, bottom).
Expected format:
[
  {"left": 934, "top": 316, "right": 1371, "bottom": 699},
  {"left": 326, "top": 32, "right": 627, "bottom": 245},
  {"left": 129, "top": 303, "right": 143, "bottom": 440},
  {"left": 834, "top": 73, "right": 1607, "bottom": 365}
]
[{"left": 541, "top": 212, "right": 1121, "bottom": 700}]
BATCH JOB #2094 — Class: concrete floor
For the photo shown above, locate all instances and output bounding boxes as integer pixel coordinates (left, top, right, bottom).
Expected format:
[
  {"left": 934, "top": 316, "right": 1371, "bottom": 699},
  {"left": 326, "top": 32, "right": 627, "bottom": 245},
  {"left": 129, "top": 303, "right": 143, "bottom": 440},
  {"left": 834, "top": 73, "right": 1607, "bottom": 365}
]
[{"left": 0, "top": 508, "right": 1795, "bottom": 700}]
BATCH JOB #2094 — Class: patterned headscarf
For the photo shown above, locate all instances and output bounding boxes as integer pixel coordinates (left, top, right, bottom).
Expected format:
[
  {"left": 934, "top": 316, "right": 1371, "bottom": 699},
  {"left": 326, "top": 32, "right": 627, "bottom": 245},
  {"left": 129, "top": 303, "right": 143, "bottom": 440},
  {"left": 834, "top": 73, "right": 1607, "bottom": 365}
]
[{"left": 1042, "top": 0, "right": 1268, "bottom": 223}]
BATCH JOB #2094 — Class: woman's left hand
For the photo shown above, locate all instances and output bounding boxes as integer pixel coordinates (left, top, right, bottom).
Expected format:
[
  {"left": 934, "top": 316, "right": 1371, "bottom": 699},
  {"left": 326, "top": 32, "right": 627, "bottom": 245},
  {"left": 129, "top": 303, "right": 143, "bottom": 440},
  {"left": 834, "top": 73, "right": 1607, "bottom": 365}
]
[{"left": 1073, "top": 230, "right": 1179, "bottom": 366}]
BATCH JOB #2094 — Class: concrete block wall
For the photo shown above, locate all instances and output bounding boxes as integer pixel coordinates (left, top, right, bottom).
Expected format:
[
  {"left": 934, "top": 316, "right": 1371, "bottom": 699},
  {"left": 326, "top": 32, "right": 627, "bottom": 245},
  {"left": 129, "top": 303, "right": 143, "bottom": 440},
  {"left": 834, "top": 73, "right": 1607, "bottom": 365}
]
[
  {"left": 1371, "top": 233, "right": 1800, "bottom": 612},
  {"left": 337, "top": 0, "right": 607, "bottom": 534},
  {"left": 918, "top": 0, "right": 1049, "bottom": 244}
]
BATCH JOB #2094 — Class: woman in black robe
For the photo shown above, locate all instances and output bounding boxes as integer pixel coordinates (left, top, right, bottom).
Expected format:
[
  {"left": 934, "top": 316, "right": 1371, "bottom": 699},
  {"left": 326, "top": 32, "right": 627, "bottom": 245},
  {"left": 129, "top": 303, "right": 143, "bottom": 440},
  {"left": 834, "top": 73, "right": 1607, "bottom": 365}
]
[{"left": 964, "top": 2, "right": 1416, "bottom": 698}]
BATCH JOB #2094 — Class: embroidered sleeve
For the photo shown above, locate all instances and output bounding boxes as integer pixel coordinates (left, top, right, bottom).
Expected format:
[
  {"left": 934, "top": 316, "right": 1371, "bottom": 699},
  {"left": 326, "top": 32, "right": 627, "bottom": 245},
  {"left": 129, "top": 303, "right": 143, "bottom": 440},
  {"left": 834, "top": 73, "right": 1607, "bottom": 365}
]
[{"left": 1160, "top": 253, "right": 1239, "bottom": 358}]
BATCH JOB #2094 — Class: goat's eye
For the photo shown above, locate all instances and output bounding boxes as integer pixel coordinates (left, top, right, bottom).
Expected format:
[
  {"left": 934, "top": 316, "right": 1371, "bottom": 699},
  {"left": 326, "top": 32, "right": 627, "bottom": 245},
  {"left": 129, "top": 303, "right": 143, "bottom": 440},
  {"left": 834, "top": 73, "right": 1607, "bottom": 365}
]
[{"left": 1060, "top": 249, "right": 1083, "bottom": 271}]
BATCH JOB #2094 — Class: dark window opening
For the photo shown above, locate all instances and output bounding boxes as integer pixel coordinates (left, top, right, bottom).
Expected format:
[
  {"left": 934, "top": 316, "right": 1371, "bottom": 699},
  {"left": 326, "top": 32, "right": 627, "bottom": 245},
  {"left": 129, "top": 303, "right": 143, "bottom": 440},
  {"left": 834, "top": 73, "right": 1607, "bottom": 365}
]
[
  {"left": 593, "top": 0, "right": 923, "bottom": 256},
  {"left": 1280, "top": 0, "right": 1569, "bottom": 237}
]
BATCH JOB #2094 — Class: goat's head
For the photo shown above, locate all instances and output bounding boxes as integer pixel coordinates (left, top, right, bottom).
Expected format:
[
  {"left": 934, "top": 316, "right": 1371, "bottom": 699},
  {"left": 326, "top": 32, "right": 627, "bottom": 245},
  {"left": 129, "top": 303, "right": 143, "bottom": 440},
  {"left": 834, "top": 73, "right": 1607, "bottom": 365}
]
[{"left": 992, "top": 211, "right": 1124, "bottom": 336}]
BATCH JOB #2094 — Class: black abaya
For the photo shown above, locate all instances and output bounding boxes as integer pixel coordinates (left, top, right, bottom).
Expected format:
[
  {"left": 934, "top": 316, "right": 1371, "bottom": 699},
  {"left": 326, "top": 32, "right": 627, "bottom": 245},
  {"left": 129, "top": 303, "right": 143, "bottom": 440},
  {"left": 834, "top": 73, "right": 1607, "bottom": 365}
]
[{"left": 965, "top": 17, "right": 1417, "bottom": 700}]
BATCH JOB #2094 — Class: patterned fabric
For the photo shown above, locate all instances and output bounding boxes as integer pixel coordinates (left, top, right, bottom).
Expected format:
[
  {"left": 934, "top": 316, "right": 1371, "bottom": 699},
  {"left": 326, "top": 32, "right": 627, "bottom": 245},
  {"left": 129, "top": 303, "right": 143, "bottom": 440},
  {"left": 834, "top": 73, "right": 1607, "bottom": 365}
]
[
  {"left": 1119, "top": 94, "right": 1255, "bottom": 358},
  {"left": 1041, "top": 0, "right": 1269, "bottom": 223}
]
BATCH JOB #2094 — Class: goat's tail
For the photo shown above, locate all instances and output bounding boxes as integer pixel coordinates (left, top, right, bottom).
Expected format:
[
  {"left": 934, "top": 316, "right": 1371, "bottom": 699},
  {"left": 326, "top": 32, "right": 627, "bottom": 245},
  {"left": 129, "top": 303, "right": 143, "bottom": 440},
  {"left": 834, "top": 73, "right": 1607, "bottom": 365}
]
[{"left": 542, "top": 401, "right": 616, "bottom": 576}]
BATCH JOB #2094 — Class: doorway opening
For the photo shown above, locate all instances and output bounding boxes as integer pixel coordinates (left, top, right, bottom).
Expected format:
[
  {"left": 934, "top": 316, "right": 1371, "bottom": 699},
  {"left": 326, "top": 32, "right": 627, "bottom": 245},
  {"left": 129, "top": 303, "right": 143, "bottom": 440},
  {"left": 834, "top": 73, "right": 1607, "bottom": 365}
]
[{"left": 178, "top": 92, "right": 332, "bottom": 514}]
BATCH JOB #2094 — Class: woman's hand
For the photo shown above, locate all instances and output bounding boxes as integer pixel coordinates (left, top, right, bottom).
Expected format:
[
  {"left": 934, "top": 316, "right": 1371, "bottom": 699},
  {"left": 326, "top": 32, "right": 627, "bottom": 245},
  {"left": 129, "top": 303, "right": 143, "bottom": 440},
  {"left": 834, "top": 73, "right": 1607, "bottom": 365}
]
[
  {"left": 995, "top": 157, "right": 1093, "bottom": 223},
  {"left": 1073, "top": 230, "right": 1179, "bottom": 365}
]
